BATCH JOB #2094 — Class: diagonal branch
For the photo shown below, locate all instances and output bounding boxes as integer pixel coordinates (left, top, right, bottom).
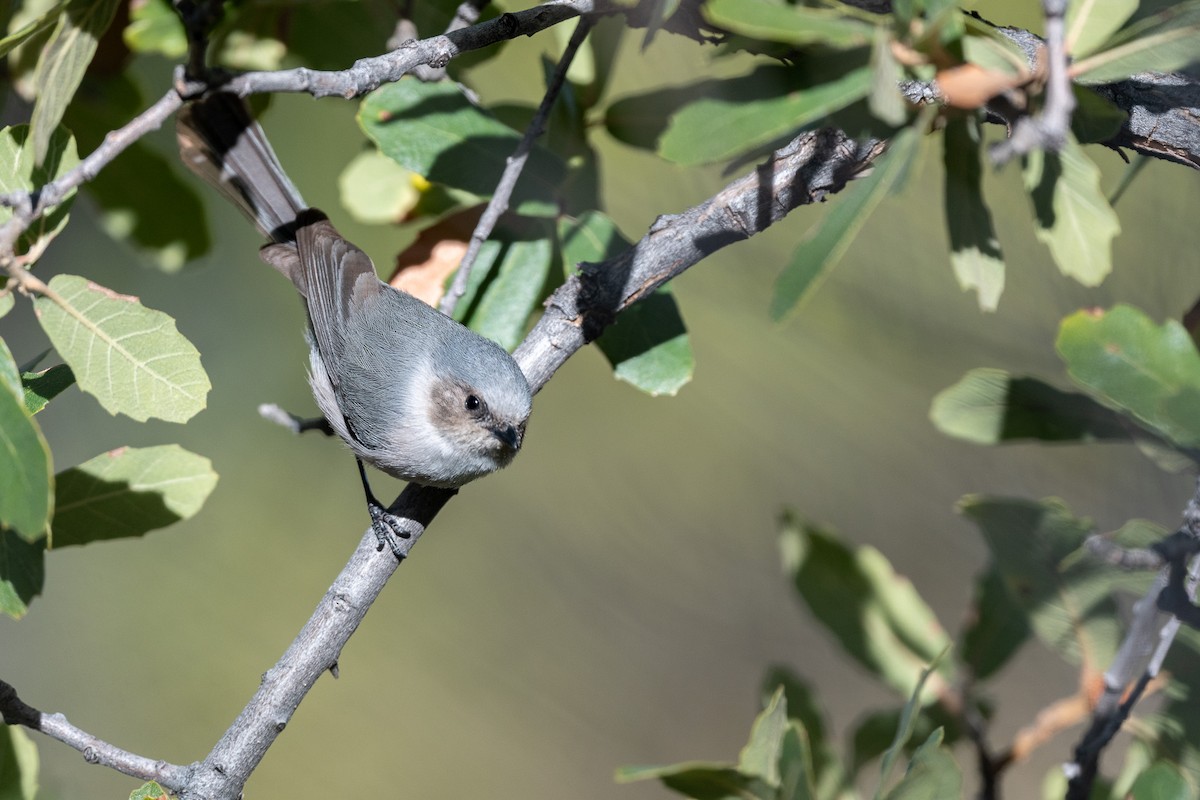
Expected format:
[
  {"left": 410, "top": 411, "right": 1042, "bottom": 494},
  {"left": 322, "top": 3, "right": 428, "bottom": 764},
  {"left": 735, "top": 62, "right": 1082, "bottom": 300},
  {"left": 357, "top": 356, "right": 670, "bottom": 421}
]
[
  {"left": 180, "top": 126, "right": 884, "bottom": 800},
  {"left": 441, "top": 15, "right": 595, "bottom": 316}
]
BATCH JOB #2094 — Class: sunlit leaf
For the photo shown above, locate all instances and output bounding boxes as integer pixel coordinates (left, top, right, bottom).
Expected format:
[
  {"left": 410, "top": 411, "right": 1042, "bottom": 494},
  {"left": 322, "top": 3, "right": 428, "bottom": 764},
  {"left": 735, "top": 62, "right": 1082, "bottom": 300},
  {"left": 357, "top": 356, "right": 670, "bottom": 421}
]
[
  {"left": 29, "top": 0, "right": 121, "bottom": 165},
  {"left": 123, "top": 0, "right": 186, "bottom": 57},
  {"left": 359, "top": 78, "right": 566, "bottom": 217},
  {"left": 52, "top": 445, "right": 218, "bottom": 548},
  {"left": 739, "top": 688, "right": 788, "bottom": 785},
  {"left": 129, "top": 780, "right": 170, "bottom": 800},
  {"left": 0, "top": 124, "right": 79, "bottom": 261},
  {"left": 0, "top": 0, "right": 69, "bottom": 58},
  {"left": 943, "top": 115, "right": 1005, "bottom": 310},
  {"left": 460, "top": 218, "right": 554, "bottom": 351},
  {"left": 772, "top": 124, "right": 919, "bottom": 320},
  {"left": 1057, "top": 305, "right": 1200, "bottom": 446},
  {"left": 0, "top": 722, "right": 39, "bottom": 798},
  {"left": 338, "top": 149, "right": 420, "bottom": 225},
  {"left": 704, "top": 0, "right": 875, "bottom": 48},
  {"left": 1072, "top": 2, "right": 1200, "bottom": 84},
  {"left": 930, "top": 368, "right": 1135, "bottom": 445},
  {"left": 1066, "top": 0, "right": 1137, "bottom": 58},
  {"left": 660, "top": 66, "right": 872, "bottom": 166},
  {"left": 0, "top": 340, "right": 52, "bottom": 543},
  {"left": 874, "top": 651, "right": 950, "bottom": 796},
  {"left": 34, "top": 275, "right": 211, "bottom": 423},
  {"left": 1023, "top": 134, "right": 1120, "bottom": 287},
  {"left": 869, "top": 27, "right": 907, "bottom": 126}
]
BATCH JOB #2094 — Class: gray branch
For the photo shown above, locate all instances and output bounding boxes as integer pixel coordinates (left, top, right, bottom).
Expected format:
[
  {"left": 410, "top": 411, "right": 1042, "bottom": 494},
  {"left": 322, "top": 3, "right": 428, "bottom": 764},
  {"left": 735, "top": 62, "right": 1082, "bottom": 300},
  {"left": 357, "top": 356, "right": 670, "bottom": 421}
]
[
  {"left": 441, "top": 15, "right": 594, "bottom": 316},
  {"left": 0, "top": 679, "right": 190, "bottom": 790},
  {"left": 990, "top": 0, "right": 1076, "bottom": 164},
  {"left": 1065, "top": 480, "right": 1200, "bottom": 799}
]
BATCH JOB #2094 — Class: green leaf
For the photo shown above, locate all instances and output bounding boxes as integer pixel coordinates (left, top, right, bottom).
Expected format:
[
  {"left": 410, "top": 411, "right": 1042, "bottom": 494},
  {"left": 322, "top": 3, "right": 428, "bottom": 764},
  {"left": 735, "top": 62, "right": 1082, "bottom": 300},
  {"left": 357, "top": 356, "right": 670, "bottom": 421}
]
[
  {"left": 0, "top": 527, "right": 46, "bottom": 619},
  {"left": 739, "top": 688, "right": 788, "bottom": 785},
  {"left": 598, "top": 288, "right": 693, "bottom": 396},
  {"left": 779, "top": 514, "right": 952, "bottom": 699},
  {"left": 959, "top": 565, "right": 1031, "bottom": 680},
  {"left": 1130, "top": 762, "right": 1194, "bottom": 800},
  {"left": 0, "top": 341, "right": 52, "bottom": 542},
  {"left": 51, "top": 444, "right": 218, "bottom": 548},
  {"left": 29, "top": 0, "right": 122, "bottom": 165},
  {"left": 0, "top": 124, "right": 80, "bottom": 261},
  {"left": 958, "top": 496, "right": 1119, "bottom": 670},
  {"left": 616, "top": 762, "right": 774, "bottom": 800},
  {"left": 869, "top": 27, "right": 907, "bottom": 127},
  {"left": 943, "top": 115, "right": 1005, "bottom": 311},
  {"left": 1057, "top": 305, "right": 1200, "bottom": 447},
  {"left": 129, "top": 780, "right": 170, "bottom": 800},
  {"left": 358, "top": 78, "right": 566, "bottom": 217},
  {"left": 123, "top": 0, "right": 186, "bottom": 57},
  {"left": 882, "top": 729, "right": 963, "bottom": 800},
  {"left": 1023, "top": 134, "right": 1120, "bottom": 287},
  {"left": 34, "top": 275, "right": 211, "bottom": 423},
  {"left": 338, "top": 149, "right": 420, "bottom": 225},
  {"left": 703, "top": 0, "right": 876, "bottom": 48},
  {"left": 778, "top": 721, "right": 817, "bottom": 800},
  {"left": 0, "top": 724, "right": 39, "bottom": 799},
  {"left": 761, "top": 667, "right": 843, "bottom": 798},
  {"left": 21, "top": 363, "right": 74, "bottom": 414},
  {"left": 874, "top": 652, "right": 950, "bottom": 798},
  {"left": 772, "top": 123, "right": 920, "bottom": 320},
  {"left": 851, "top": 707, "right": 955, "bottom": 779},
  {"left": 1066, "top": 0, "right": 1137, "bottom": 58},
  {"left": 460, "top": 219, "right": 554, "bottom": 351},
  {"left": 660, "top": 66, "right": 872, "bottom": 166},
  {"left": 1070, "top": 86, "right": 1128, "bottom": 145},
  {"left": 562, "top": 211, "right": 694, "bottom": 396},
  {"left": 929, "top": 368, "right": 1137, "bottom": 445},
  {"left": 0, "top": 0, "right": 69, "bottom": 58},
  {"left": 0, "top": 292, "right": 13, "bottom": 319},
  {"left": 1072, "top": 2, "right": 1200, "bottom": 84}
]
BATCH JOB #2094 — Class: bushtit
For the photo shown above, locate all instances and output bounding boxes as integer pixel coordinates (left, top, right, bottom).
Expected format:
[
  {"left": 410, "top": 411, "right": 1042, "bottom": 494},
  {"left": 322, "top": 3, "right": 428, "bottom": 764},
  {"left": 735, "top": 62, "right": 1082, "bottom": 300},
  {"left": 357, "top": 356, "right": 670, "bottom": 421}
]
[{"left": 176, "top": 93, "right": 532, "bottom": 554}]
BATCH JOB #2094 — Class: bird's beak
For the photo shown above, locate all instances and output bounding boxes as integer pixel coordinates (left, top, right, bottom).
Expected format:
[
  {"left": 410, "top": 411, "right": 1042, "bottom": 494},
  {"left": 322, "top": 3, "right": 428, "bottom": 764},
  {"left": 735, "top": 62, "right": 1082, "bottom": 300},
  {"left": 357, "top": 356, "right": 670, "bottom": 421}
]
[{"left": 493, "top": 424, "right": 522, "bottom": 451}]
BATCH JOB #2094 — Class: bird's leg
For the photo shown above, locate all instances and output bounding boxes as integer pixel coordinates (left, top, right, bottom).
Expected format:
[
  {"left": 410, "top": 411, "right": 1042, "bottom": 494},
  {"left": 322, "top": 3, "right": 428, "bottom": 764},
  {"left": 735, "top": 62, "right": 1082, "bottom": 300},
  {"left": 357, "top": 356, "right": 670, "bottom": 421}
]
[{"left": 356, "top": 458, "right": 410, "bottom": 560}]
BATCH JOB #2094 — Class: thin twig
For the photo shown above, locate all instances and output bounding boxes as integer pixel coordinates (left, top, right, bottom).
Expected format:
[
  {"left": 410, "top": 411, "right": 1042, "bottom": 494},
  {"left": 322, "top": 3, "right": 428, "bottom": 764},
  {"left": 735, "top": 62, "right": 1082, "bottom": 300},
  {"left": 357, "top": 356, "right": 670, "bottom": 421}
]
[
  {"left": 440, "top": 15, "right": 593, "bottom": 316},
  {"left": 1064, "top": 480, "right": 1200, "bottom": 799},
  {"left": 0, "top": 87, "right": 186, "bottom": 260},
  {"left": 0, "top": 679, "right": 191, "bottom": 790},
  {"left": 990, "top": 0, "right": 1075, "bottom": 164}
]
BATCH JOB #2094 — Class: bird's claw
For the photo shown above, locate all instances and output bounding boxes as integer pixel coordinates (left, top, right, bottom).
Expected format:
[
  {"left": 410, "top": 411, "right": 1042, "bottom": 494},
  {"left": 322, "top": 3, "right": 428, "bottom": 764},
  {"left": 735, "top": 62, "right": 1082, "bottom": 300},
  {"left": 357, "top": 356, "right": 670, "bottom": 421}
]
[{"left": 368, "top": 501, "right": 410, "bottom": 561}]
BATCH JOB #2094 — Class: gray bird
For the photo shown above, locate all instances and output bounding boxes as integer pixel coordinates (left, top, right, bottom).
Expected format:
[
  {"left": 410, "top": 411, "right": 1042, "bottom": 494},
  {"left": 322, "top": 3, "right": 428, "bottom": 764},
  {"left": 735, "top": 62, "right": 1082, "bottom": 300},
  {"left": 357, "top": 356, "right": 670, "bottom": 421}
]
[{"left": 177, "top": 92, "right": 532, "bottom": 555}]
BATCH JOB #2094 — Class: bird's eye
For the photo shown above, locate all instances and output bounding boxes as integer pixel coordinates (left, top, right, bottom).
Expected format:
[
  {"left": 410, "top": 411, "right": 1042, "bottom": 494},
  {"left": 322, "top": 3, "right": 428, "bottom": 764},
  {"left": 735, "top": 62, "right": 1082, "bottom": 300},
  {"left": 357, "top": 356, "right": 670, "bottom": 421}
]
[{"left": 465, "top": 394, "right": 482, "bottom": 412}]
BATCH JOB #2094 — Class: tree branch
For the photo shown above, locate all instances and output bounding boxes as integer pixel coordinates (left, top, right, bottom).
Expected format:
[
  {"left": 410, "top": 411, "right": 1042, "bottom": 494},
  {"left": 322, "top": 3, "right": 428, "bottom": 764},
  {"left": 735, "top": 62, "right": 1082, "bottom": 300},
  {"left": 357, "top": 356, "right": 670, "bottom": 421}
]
[
  {"left": 990, "top": 0, "right": 1075, "bottom": 164},
  {"left": 0, "top": 679, "right": 190, "bottom": 791},
  {"left": 174, "top": 126, "right": 884, "bottom": 800},
  {"left": 441, "top": 15, "right": 594, "bottom": 316},
  {"left": 1065, "top": 479, "right": 1200, "bottom": 799}
]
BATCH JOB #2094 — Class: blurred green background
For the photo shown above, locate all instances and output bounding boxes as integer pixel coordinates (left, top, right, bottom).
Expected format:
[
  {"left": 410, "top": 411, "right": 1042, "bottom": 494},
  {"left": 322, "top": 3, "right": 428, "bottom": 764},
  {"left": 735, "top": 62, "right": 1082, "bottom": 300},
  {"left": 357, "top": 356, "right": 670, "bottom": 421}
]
[{"left": 3, "top": 1, "right": 1200, "bottom": 797}]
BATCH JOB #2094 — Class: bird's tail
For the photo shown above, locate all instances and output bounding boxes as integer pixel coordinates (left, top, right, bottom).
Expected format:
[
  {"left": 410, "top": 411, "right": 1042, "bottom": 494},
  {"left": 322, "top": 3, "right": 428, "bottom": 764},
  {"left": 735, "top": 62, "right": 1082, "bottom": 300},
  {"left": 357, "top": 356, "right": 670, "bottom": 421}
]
[{"left": 176, "top": 92, "right": 307, "bottom": 243}]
